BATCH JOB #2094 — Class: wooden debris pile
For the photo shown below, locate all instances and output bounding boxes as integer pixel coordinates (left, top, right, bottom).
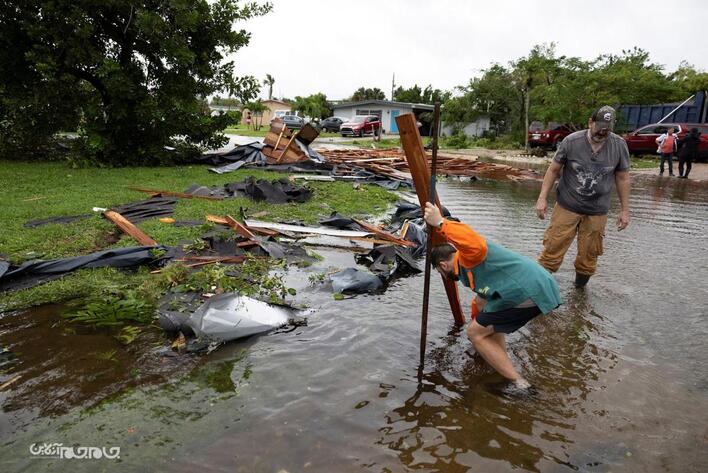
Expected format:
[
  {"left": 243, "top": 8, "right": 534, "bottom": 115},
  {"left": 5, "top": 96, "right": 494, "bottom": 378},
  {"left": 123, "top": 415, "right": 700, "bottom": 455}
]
[
  {"left": 318, "top": 148, "right": 541, "bottom": 183},
  {"left": 261, "top": 118, "right": 320, "bottom": 164}
]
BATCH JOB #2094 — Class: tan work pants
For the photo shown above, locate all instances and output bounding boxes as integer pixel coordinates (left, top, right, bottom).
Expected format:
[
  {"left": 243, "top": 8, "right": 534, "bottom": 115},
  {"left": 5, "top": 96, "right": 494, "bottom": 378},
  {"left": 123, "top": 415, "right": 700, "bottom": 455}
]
[{"left": 538, "top": 204, "right": 608, "bottom": 276}]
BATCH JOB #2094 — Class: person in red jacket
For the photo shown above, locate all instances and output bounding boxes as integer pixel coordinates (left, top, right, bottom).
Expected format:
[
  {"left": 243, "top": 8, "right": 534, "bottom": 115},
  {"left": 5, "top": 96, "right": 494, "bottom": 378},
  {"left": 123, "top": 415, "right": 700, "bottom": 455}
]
[{"left": 656, "top": 127, "right": 678, "bottom": 176}]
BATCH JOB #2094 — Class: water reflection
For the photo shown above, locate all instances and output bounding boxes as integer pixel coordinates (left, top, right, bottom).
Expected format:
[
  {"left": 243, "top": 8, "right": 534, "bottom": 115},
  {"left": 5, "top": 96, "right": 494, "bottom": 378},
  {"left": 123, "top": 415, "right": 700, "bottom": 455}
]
[{"left": 376, "top": 289, "right": 620, "bottom": 472}]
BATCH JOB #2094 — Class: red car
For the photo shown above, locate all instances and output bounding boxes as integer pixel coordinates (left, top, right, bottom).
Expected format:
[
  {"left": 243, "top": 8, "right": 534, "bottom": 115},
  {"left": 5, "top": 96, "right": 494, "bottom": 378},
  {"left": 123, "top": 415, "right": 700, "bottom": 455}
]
[
  {"left": 340, "top": 115, "right": 382, "bottom": 137},
  {"left": 528, "top": 124, "right": 575, "bottom": 150},
  {"left": 623, "top": 123, "right": 708, "bottom": 160}
]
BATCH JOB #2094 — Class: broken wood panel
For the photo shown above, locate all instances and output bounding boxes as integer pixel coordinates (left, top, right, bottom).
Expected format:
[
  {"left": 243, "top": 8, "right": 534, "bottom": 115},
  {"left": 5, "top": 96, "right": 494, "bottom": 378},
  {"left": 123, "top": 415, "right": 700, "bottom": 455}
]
[
  {"left": 396, "top": 112, "right": 465, "bottom": 326},
  {"left": 351, "top": 218, "right": 417, "bottom": 248},
  {"left": 224, "top": 215, "right": 256, "bottom": 239},
  {"left": 103, "top": 210, "right": 158, "bottom": 246}
]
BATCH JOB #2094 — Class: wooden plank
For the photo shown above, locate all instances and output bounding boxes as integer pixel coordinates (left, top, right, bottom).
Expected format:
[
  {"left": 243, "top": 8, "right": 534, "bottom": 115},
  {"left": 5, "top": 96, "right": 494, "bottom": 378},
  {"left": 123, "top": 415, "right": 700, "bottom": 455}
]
[
  {"left": 396, "top": 112, "right": 464, "bottom": 325},
  {"left": 224, "top": 215, "right": 256, "bottom": 239},
  {"left": 351, "top": 218, "right": 417, "bottom": 248},
  {"left": 129, "top": 187, "right": 224, "bottom": 201},
  {"left": 206, "top": 214, "right": 229, "bottom": 225},
  {"left": 103, "top": 210, "right": 157, "bottom": 246}
]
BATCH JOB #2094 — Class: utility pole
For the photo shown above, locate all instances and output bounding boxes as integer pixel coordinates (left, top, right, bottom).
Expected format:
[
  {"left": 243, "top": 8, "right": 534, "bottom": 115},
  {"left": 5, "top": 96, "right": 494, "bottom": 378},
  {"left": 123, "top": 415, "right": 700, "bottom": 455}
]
[{"left": 391, "top": 73, "right": 396, "bottom": 101}]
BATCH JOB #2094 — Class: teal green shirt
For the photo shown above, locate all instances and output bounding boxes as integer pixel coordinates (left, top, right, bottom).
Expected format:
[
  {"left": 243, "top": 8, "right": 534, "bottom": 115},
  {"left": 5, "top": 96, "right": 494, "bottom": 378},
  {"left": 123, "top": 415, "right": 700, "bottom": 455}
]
[{"left": 458, "top": 241, "right": 562, "bottom": 314}]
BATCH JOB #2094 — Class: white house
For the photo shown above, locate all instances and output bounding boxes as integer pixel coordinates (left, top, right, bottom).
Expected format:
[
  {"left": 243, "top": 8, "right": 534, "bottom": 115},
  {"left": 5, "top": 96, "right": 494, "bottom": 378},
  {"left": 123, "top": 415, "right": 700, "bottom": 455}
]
[
  {"left": 331, "top": 99, "right": 490, "bottom": 137},
  {"left": 330, "top": 100, "right": 434, "bottom": 135}
]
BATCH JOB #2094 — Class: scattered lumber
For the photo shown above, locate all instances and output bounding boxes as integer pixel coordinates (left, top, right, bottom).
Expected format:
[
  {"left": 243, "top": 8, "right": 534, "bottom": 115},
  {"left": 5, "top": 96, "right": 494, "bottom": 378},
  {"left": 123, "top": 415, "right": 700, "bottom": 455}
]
[{"left": 103, "top": 210, "right": 157, "bottom": 246}]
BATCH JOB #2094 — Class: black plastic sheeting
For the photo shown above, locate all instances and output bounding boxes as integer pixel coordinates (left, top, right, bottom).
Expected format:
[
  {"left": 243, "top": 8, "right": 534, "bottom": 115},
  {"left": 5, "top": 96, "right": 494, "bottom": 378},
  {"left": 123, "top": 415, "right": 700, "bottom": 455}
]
[
  {"left": 318, "top": 212, "right": 364, "bottom": 231},
  {"left": 0, "top": 246, "right": 167, "bottom": 292},
  {"left": 196, "top": 141, "right": 328, "bottom": 174},
  {"left": 24, "top": 214, "right": 93, "bottom": 228},
  {"left": 392, "top": 202, "right": 452, "bottom": 223},
  {"left": 110, "top": 196, "right": 177, "bottom": 223},
  {"left": 23, "top": 196, "right": 177, "bottom": 228},
  {"left": 355, "top": 244, "right": 421, "bottom": 278},
  {"left": 225, "top": 177, "right": 312, "bottom": 204},
  {"left": 183, "top": 177, "right": 312, "bottom": 204},
  {"left": 330, "top": 268, "right": 383, "bottom": 294}
]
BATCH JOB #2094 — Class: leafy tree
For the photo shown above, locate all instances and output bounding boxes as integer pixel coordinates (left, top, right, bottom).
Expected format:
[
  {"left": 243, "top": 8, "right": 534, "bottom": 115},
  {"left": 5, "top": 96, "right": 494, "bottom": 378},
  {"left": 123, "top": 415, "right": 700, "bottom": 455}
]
[
  {"left": 0, "top": 0, "right": 271, "bottom": 165},
  {"left": 443, "top": 65, "right": 519, "bottom": 135},
  {"left": 263, "top": 73, "right": 275, "bottom": 100},
  {"left": 292, "top": 93, "right": 331, "bottom": 120},
  {"left": 511, "top": 43, "right": 562, "bottom": 149},
  {"left": 668, "top": 61, "right": 708, "bottom": 98},
  {"left": 350, "top": 87, "right": 386, "bottom": 101},
  {"left": 394, "top": 84, "right": 450, "bottom": 104},
  {"left": 211, "top": 96, "right": 241, "bottom": 108}
]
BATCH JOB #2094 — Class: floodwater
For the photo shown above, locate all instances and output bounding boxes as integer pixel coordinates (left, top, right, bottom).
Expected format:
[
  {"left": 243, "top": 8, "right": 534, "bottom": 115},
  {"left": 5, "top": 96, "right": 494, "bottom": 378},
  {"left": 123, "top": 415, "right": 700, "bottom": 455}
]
[{"left": 1, "top": 174, "right": 707, "bottom": 472}]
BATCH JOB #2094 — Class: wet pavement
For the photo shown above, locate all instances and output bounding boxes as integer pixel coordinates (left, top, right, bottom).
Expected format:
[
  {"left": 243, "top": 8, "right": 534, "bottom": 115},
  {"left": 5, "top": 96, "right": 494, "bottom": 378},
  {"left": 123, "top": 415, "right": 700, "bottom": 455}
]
[{"left": 1, "top": 174, "right": 707, "bottom": 472}]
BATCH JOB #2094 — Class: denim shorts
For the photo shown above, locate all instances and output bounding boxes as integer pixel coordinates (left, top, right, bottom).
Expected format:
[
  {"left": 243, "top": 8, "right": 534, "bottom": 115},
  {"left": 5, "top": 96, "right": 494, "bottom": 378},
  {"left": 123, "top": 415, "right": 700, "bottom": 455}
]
[{"left": 476, "top": 305, "right": 542, "bottom": 334}]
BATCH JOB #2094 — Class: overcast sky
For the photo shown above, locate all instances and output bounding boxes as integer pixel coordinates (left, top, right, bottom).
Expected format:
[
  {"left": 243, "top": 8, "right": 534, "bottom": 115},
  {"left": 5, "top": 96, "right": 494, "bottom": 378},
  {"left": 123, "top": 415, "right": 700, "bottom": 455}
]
[{"left": 230, "top": 0, "right": 708, "bottom": 101}]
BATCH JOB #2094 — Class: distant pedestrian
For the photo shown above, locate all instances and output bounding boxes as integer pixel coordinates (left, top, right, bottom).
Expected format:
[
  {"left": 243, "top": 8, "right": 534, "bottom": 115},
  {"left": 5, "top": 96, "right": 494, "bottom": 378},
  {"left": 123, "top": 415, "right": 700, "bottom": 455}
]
[
  {"left": 677, "top": 127, "right": 701, "bottom": 179},
  {"left": 656, "top": 127, "right": 678, "bottom": 176},
  {"left": 535, "top": 106, "right": 630, "bottom": 288},
  {"left": 245, "top": 111, "right": 252, "bottom": 129}
]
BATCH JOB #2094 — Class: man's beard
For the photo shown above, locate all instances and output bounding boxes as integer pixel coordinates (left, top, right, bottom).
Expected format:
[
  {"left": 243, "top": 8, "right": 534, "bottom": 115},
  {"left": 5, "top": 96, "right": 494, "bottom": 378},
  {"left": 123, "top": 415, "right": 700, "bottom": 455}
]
[{"left": 589, "top": 128, "right": 608, "bottom": 143}]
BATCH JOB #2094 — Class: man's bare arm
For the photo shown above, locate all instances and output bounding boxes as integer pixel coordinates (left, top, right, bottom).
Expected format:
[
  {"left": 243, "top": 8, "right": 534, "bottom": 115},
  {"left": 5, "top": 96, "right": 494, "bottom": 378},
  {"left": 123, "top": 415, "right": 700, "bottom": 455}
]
[
  {"left": 615, "top": 170, "right": 630, "bottom": 230},
  {"left": 535, "top": 160, "right": 563, "bottom": 219}
]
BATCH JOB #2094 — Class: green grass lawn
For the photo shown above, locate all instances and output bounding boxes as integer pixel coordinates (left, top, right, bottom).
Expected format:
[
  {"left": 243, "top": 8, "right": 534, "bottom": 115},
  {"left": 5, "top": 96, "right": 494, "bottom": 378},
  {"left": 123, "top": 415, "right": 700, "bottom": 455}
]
[
  {"left": 223, "top": 124, "right": 340, "bottom": 139},
  {"left": 0, "top": 161, "right": 398, "bottom": 311},
  {"left": 630, "top": 156, "right": 660, "bottom": 169}
]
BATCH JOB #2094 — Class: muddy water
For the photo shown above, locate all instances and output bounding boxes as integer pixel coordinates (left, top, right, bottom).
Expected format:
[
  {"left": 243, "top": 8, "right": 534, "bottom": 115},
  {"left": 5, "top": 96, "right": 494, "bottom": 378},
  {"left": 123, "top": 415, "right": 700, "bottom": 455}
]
[{"left": 2, "top": 175, "right": 707, "bottom": 472}]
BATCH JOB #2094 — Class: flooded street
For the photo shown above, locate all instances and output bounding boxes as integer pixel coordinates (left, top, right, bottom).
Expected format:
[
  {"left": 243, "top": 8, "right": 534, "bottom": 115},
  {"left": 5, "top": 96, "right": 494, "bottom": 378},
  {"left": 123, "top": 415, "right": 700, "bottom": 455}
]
[{"left": 2, "top": 175, "right": 707, "bottom": 472}]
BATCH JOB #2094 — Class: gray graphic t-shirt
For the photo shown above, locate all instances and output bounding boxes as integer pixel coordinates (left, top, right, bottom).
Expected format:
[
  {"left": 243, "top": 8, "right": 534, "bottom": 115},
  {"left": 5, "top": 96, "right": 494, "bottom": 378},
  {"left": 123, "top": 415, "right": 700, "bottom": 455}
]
[{"left": 553, "top": 130, "right": 630, "bottom": 215}]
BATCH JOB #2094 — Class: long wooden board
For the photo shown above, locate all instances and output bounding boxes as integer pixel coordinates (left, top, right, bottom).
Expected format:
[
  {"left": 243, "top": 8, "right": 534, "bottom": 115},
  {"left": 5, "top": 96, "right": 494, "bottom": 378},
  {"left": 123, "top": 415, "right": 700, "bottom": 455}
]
[
  {"left": 103, "top": 210, "right": 157, "bottom": 246},
  {"left": 396, "top": 113, "right": 465, "bottom": 325}
]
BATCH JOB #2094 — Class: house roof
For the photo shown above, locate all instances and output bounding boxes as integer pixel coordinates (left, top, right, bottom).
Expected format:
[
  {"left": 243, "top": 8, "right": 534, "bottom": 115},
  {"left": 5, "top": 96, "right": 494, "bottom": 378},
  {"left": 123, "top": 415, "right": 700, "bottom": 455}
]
[
  {"left": 262, "top": 99, "right": 290, "bottom": 105},
  {"left": 331, "top": 100, "right": 434, "bottom": 111}
]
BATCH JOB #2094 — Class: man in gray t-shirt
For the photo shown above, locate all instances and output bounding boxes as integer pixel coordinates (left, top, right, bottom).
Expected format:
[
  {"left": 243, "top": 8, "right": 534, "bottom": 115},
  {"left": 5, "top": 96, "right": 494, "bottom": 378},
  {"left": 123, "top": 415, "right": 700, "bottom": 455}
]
[{"left": 535, "top": 106, "right": 631, "bottom": 288}]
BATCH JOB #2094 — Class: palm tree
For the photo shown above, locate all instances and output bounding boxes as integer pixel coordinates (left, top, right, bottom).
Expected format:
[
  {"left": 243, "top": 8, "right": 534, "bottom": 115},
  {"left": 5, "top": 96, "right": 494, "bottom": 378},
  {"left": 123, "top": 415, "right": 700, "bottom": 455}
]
[
  {"left": 264, "top": 74, "right": 275, "bottom": 100},
  {"left": 245, "top": 100, "right": 268, "bottom": 130}
]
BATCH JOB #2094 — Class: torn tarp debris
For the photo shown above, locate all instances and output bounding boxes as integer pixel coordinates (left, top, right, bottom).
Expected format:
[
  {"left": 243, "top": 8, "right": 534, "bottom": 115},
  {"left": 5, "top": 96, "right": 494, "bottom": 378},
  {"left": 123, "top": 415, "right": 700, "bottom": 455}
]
[
  {"left": 225, "top": 177, "right": 312, "bottom": 204},
  {"left": 182, "top": 177, "right": 312, "bottom": 204},
  {"left": 0, "top": 246, "right": 167, "bottom": 292},
  {"left": 24, "top": 196, "right": 178, "bottom": 228},
  {"left": 392, "top": 202, "right": 451, "bottom": 223},
  {"left": 330, "top": 268, "right": 383, "bottom": 294},
  {"left": 318, "top": 212, "right": 363, "bottom": 231},
  {"left": 355, "top": 244, "right": 421, "bottom": 278},
  {"left": 24, "top": 214, "right": 93, "bottom": 228},
  {"left": 109, "top": 196, "right": 178, "bottom": 223}
]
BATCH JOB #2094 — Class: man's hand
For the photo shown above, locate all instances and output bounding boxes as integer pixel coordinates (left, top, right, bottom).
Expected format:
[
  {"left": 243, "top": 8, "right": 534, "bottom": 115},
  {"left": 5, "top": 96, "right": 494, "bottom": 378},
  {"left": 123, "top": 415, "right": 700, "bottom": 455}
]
[
  {"left": 535, "top": 198, "right": 548, "bottom": 219},
  {"left": 423, "top": 202, "right": 444, "bottom": 228},
  {"left": 616, "top": 209, "right": 630, "bottom": 231}
]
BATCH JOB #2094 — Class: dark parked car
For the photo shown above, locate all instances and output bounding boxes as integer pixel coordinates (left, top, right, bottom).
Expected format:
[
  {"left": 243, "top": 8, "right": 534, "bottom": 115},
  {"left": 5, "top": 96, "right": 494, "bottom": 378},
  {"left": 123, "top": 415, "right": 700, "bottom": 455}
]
[
  {"left": 623, "top": 122, "right": 708, "bottom": 160},
  {"left": 340, "top": 115, "right": 381, "bottom": 137},
  {"left": 319, "top": 116, "right": 345, "bottom": 133},
  {"left": 528, "top": 124, "right": 575, "bottom": 150},
  {"left": 279, "top": 114, "right": 305, "bottom": 130}
]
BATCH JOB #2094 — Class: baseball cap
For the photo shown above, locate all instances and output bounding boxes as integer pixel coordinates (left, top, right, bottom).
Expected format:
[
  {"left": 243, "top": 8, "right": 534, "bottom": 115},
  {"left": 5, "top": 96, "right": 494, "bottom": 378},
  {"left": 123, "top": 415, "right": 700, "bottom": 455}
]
[{"left": 591, "top": 106, "right": 616, "bottom": 130}]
